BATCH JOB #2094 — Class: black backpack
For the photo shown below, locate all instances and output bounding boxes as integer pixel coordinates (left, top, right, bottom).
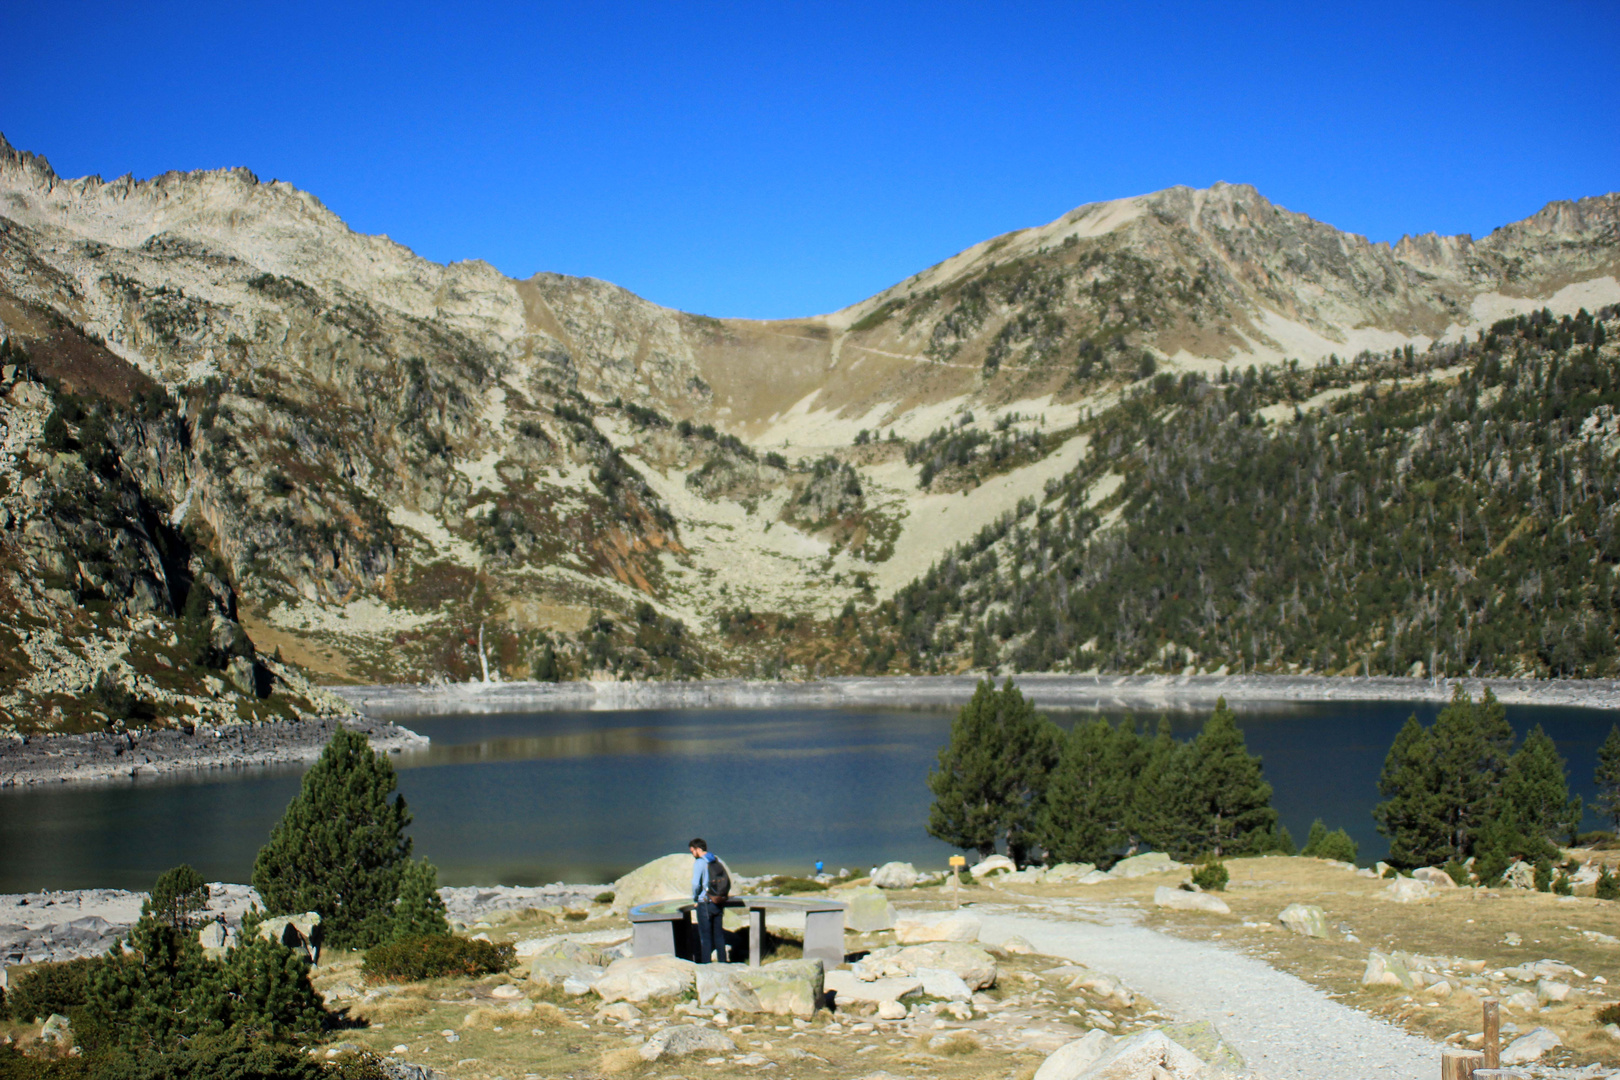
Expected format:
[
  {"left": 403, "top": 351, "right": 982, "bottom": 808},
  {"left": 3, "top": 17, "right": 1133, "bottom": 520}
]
[{"left": 706, "top": 859, "right": 731, "bottom": 901}]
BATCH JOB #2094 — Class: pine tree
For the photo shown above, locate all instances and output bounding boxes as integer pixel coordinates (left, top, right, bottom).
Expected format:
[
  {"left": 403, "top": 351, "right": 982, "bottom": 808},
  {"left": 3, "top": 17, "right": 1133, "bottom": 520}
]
[
  {"left": 1373, "top": 715, "right": 1448, "bottom": 867},
  {"left": 1426, "top": 688, "right": 1514, "bottom": 859},
  {"left": 1038, "top": 717, "right": 1142, "bottom": 864},
  {"left": 928, "top": 678, "right": 1060, "bottom": 861},
  {"left": 147, "top": 863, "right": 211, "bottom": 932},
  {"left": 86, "top": 915, "right": 228, "bottom": 1054},
  {"left": 392, "top": 858, "right": 451, "bottom": 940},
  {"left": 1501, "top": 725, "right": 1581, "bottom": 850},
  {"left": 1131, "top": 717, "right": 1201, "bottom": 858},
  {"left": 219, "top": 934, "right": 327, "bottom": 1041},
  {"left": 1595, "top": 724, "right": 1620, "bottom": 830},
  {"left": 252, "top": 727, "right": 414, "bottom": 949},
  {"left": 1186, "top": 699, "right": 1277, "bottom": 857}
]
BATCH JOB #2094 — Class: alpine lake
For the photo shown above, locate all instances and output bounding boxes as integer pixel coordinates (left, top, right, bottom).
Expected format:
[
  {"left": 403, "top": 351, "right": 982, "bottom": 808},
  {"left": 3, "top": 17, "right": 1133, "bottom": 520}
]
[{"left": 4, "top": 699, "right": 1618, "bottom": 893}]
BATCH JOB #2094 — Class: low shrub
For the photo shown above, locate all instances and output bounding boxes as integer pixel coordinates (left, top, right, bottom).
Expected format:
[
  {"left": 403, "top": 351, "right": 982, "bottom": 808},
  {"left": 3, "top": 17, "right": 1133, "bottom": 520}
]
[
  {"left": 361, "top": 935, "right": 514, "bottom": 983},
  {"left": 5, "top": 958, "right": 102, "bottom": 1022},
  {"left": 1191, "top": 860, "right": 1228, "bottom": 892},
  {"left": 1299, "top": 819, "right": 1359, "bottom": 864},
  {"left": 593, "top": 891, "right": 615, "bottom": 905},
  {"left": 1598, "top": 1003, "right": 1620, "bottom": 1026},
  {"left": 1597, "top": 868, "right": 1620, "bottom": 900},
  {"left": 764, "top": 876, "right": 828, "bottom": 894},
  {"left": 1442, "top": 860, "right": 1472, "bottom": 886}
]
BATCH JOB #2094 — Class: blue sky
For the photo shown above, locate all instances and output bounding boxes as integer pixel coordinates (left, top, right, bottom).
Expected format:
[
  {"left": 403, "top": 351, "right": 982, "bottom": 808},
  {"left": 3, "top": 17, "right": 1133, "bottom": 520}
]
[{"left": 2, "top": 2, "right": 1615, "bottom": 319}]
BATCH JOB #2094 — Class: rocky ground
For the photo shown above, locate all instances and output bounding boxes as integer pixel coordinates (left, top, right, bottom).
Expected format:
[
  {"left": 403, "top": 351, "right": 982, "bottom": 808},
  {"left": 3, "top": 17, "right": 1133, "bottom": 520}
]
[
  {"left": 0, "top": 715, "right": 428, "bottom": 786},
  {"left": 9, "top": 856, "right": 1620, "bottom": 1079},
  {"left": 334, "top": 672, "right": 1620, "bottom": 720}
]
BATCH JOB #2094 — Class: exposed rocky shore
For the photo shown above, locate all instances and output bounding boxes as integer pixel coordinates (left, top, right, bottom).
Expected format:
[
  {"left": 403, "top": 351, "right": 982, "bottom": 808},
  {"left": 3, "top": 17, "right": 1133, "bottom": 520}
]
[
  {"left": 0, "top": 716, "right": 428, "bottom": 787},
  {"left": 332, "top": 672, "right": 1620, "bottom": 719}
]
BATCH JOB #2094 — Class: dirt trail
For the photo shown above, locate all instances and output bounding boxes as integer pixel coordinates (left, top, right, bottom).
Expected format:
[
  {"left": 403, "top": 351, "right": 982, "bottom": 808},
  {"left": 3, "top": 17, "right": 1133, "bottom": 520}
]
[{"left": 980, "top": 907, "right": 1440, "bottom": 1080}]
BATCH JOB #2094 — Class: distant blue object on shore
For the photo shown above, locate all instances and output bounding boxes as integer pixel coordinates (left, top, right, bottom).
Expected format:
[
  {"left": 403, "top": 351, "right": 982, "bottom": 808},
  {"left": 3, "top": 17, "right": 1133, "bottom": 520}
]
[{"left": 815, "top": 861, "right": 823, "bottom": 876}]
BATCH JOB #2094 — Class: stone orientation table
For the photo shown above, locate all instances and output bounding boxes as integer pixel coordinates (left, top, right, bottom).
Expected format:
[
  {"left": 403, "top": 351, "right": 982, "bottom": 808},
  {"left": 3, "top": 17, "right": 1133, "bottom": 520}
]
[{"left": 629, "top": 896, "right": 846, "bottom": 967}]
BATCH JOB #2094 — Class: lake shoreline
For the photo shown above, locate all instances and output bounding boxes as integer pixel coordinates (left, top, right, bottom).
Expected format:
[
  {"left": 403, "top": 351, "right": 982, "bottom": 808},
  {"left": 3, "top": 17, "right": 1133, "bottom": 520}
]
[
  {"left": 332, "top": 672, "right": 1620, "bottom": 718},
  {"left": 0, "top": 716, "right": 429, "bottom": 788},
  {"left": 8, "top": 673, "right": 1617, "bottom": 791}
]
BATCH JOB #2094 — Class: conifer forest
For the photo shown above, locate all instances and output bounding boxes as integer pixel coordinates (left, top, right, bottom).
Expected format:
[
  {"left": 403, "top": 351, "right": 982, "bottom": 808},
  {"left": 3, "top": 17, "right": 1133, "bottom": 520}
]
[{"left": 856, "top": 307, "right": 1620, "bottom": 679}]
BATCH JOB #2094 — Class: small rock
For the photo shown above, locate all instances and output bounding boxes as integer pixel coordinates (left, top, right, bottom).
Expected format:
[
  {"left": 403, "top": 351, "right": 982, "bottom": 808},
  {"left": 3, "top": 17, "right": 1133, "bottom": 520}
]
[
  {"left": 489, "top": 984, "right": 525, "bottom": 1000},
  {"left": 1001, "top": 934, "right": 1036, "bottom": 954},
  {"left": 1362, "top": 950, "right": 1414, "bottom": 989},
  {"left": 1501, "top": 1026, "right": 1561, "bottom": 1064},
  {"left": 1503, "top": 931, "right": 1523, "bottom": 946},
  {"left": 1502, "top": 861, "right": 1536, "bottom": 890},
  {"left": 1503, "top": 990, "right": 1539, "bottom": 1012},
  {"left": 877, "top": 999, "right": 908, "bottom": 1020},
  {"left": 1536, "top": 979, "right": 1571, "bottom": 1003}
]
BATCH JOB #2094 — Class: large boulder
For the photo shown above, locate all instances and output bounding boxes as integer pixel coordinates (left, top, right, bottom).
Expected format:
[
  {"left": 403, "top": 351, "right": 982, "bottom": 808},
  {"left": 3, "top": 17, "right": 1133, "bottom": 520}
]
[
  {"left": 1044, "top": 863, "right": 1097, "bottom": 884},
  {"left": 1383, "top": 878, "right": 1435, "bottom": 903},
  {"left": 592, "top": 955, "right": 697, "bottom": 1003},
  {"left": 1501, "top": 1026, "right": 1561, "bottom": 1065},
  {"left": 971, "top": 855, "right": 1017, "bottom": 878},
  {"left": 1110, "top": 853, "right": 1177, "bottom": 878},
  {"left": 1154, "top": 886, "right": 1230, "bottom": 914},
  {"left": 695, "top": 964, "right": 764, "bottom": 1012},
  {"left": 894, "top": 910, "right": 982, "bottom": 943},
  {"left": 916, "top": 966, "right": 973, "bottom": 1001},
  {"left": 1034, "top": 1030, "right": 1115, "bottom": 1080},
  {"left": 853, "top": 942, "right": 996, "bottom": 989},
  {"left": 1154, "top": 1020, "right": 1245, "bottom": 1074},
  {"left": 839, "top": 886, "right": 897, "bottom": 932},
  {"left": 611, "top": 854, "right": 699, "bottom": 915},
  {"left": 1074, "top": 1029, "right": 1207, "bottom": 1080},
  {"left": 733, "top": 958, "right": 824, "bottom": 1016},
  {"left": 1277, "top": 903, "right": 1328, "bottom": 938},
  {"left": 256, "top": 912, "right": 322, "bottom": 961},
  {"left": 871, "top": 862, "right": 920, "bottom": 889},
  {"left": 1412, "top": 867, "right": 1458, "bottom": 888},
  {"left": 529, "top": 940, "right": 609, "bottom": 991},
  {"left": 1503, "top": 861, "right": 1536, "bottom": 889},
  {"left": 823, "top": 969, "right": 922, "bottom": 1003},
  {"left": 638, "top": 1024, "right": 737, "bottom": 1062}
]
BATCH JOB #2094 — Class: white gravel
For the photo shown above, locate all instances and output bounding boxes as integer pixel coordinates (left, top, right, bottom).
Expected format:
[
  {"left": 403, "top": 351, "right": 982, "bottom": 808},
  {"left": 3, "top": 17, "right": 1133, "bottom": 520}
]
[{"left": 980, "top": 906, "right": 1441, "bottom": 1080}]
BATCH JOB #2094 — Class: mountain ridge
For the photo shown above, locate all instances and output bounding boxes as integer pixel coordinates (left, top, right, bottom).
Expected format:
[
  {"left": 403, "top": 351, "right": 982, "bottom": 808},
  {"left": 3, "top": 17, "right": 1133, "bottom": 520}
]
[{"left": 0, "top": 133, "right": 1617, "bottom": 725}]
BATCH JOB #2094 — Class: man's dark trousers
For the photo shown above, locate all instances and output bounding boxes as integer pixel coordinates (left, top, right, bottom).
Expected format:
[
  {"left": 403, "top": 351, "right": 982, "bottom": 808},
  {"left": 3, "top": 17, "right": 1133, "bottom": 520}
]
[{"left": 695, "top": 900, "right": 726, "bottom": 963}]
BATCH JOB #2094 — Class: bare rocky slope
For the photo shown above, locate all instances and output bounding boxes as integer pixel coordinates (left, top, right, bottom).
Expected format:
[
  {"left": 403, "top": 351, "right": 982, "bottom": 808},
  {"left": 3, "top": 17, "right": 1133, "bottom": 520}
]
[{"left": 1, "top": 132, "right": 1616, "bottom": 728}]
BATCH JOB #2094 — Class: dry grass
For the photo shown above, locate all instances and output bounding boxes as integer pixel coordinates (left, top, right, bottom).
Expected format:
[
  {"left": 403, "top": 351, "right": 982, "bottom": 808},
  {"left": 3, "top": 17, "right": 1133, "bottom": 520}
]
[{"left": 599, "top": 1046, "right": 649, "bottom": 1074}]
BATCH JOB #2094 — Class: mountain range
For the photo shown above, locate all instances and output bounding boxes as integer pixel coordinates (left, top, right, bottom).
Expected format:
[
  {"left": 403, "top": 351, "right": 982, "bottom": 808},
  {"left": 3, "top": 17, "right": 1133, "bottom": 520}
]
[{"left": 0, "top": 133, "right": 1616, "bottom": 729}]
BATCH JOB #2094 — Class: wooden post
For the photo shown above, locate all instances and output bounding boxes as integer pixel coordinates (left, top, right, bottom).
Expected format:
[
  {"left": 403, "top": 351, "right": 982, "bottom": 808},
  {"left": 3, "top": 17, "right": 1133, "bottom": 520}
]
[
  {"left": 949, "top": 855, "right": 966, "bottom": 910},
  {"left": 1482, "top": 998, "right": 1500, "bottom": 1070},
  {"left": 1442, "top": 1048, "right": 1484, "bottom": 1080}
]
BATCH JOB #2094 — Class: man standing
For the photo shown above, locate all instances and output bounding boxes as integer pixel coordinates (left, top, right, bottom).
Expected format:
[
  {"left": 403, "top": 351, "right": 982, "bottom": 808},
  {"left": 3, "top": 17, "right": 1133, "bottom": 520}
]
[{"left": 689, "top": 837, "right": 730, "bottom": 963}]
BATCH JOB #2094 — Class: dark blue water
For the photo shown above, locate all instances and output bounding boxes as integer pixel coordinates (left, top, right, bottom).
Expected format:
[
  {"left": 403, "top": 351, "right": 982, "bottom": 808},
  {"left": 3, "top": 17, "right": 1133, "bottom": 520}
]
[{"left": 1, "top": 700, "right": 1615, "bottom": 893}]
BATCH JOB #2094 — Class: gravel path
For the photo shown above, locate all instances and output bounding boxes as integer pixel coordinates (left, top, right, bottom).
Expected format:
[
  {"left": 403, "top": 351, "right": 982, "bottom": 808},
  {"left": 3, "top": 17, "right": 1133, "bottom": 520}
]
[{"left": 979, "top": 907, "right": 1441, "bottom": 1080}]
